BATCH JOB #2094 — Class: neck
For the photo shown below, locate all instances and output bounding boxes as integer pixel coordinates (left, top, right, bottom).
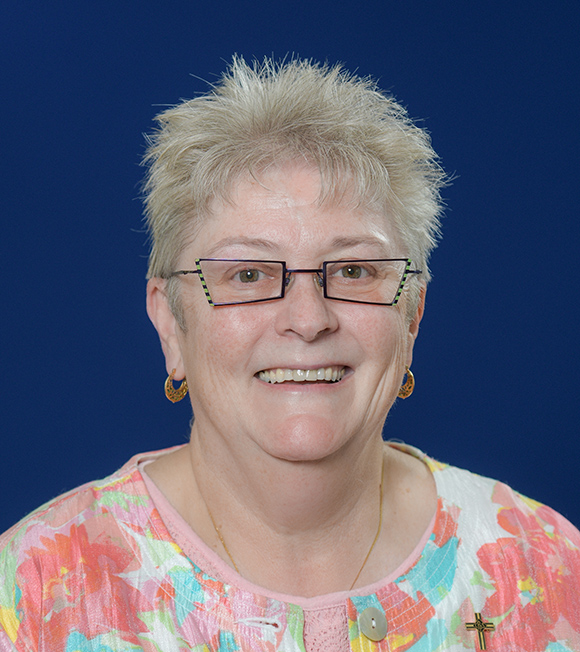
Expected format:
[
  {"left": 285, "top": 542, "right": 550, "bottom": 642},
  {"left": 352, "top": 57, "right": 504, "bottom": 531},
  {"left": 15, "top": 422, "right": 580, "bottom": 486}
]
[
  {"left": 186, "top": 421, "right": 387, "bottom": 595},
  {"left": 147, "top": 422, "right": 437, "bottom": 597},
  {"left": 194, "top": 421, "right": 382, "bottom": 523}
]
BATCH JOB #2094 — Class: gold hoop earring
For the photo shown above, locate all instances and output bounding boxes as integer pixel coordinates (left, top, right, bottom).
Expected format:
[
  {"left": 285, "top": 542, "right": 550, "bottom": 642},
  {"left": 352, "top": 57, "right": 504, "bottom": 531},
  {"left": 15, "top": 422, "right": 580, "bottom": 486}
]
[
  {"left": 164, "top": 368, "right": 188, "bottom": 403},
  {"left": 398, "top": 366, "right": 415, "bottom": 399}
]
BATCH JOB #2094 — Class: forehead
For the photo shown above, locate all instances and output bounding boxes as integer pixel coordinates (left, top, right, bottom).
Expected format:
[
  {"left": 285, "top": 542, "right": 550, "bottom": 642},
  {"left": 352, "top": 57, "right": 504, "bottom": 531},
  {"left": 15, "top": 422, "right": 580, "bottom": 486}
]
[{"left": 184, "top": 163, "right": 402, "bottom": 259}]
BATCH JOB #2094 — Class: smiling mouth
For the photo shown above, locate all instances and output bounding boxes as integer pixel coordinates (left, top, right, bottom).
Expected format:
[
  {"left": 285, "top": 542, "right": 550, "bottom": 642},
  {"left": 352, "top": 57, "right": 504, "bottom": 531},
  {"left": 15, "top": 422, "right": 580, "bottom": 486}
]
[{"left": 258, "top": 366, "right": 346, "bottom": 384}]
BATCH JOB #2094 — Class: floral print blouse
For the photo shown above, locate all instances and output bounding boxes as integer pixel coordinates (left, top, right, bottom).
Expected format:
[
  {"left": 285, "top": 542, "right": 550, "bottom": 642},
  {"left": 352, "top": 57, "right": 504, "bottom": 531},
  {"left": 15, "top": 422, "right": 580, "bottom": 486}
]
[{"left": 1, "top": 445, "right": 579, "bottom": 652}]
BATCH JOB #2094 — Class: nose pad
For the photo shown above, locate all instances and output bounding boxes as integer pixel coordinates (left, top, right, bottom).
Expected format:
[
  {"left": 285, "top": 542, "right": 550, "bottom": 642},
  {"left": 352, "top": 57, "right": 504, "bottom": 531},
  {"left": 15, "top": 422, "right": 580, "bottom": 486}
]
[{"left": 284, "top": 271, "right": 324, "bottom": 291}]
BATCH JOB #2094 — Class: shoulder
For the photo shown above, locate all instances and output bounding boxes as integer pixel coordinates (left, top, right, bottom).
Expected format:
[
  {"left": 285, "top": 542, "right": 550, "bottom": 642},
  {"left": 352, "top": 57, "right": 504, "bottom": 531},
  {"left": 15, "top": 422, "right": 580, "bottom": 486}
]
[
  {"left": 0, "top": 451, "right": 146, "bottom": 576},
  {"left": 392, "top": 442, "right": 580, "bottom": 590},
  {"left": 391, "top": 444, "right": 580, "bottom": 647},
  {"left": 392, "top": 441, "right": 580, "bottom": 547},
  {"left": 436, "top": 458, "right": 580, "bottom": 646},
  {"left": 2, "top": 451, "right": 146, "bottom": 543},
  {"left": 0, "top": 448, "right": 178, "bottom": 651},
  {"left": 428, "top": 453, "right": 580, "bottom": 547}
]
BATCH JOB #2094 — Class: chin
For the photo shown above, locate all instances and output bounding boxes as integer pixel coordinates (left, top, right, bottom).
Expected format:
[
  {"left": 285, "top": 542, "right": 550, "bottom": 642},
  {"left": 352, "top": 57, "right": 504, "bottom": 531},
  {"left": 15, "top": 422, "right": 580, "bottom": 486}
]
[{"left": 258, "top": 414, "right": 351, "bottom": 463}]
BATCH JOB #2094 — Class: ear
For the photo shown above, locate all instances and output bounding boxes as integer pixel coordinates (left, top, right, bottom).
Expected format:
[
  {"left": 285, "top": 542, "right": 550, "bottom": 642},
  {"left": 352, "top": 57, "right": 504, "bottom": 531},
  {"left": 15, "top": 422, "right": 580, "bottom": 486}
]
[
  {"left": 146, "top": 278, "right": 186, "bottom": 380},
  {"left": 405, "top": 283, "right": 426, "bottom": 368}
]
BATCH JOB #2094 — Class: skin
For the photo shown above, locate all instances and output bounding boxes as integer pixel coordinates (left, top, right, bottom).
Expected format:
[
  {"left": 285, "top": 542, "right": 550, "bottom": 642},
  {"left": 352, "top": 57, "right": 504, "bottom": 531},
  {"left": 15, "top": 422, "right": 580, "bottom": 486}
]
[{"left": 147, "top": 162, "right": 436, "bottom": 597}]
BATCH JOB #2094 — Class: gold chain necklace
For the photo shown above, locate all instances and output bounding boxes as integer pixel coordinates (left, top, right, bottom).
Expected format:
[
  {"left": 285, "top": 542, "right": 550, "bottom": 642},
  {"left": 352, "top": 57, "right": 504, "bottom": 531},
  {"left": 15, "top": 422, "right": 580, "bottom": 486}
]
[
  {"left": 348, "top": 462, "right": 384, "bottom": 590},
  {"left": 205, "top": 459, "right": 384, "bottom": 591},
  {"left": 206, "top": 506, "right": 240, "bottom": 573}
]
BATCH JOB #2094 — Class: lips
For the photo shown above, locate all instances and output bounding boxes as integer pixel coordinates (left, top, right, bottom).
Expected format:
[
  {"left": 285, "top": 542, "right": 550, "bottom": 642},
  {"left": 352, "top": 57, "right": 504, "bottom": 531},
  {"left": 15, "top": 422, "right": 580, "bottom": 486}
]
[{"left": 258, "top": 366, "right": 346, "bottom": 384}]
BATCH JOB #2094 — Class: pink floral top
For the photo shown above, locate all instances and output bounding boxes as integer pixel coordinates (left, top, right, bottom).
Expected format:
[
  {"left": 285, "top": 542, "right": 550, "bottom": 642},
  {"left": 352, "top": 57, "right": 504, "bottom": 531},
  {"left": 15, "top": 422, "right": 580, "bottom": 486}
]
[{"left": 1, "top": 445, "right": 580, "bottom": 652}]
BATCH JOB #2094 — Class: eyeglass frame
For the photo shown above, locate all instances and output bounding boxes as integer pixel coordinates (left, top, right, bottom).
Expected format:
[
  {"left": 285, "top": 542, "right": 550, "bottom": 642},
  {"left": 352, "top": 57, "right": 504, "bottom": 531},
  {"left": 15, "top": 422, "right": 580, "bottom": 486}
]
[{"left": 167, "top": 258, "right": 422, "bottom": 307}]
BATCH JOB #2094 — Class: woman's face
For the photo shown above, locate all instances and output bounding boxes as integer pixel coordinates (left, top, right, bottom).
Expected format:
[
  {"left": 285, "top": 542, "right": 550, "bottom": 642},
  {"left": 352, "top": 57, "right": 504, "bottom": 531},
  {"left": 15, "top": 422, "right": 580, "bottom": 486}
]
[{"left": 148, "top": 163, "right": 424, "bottom": 464}]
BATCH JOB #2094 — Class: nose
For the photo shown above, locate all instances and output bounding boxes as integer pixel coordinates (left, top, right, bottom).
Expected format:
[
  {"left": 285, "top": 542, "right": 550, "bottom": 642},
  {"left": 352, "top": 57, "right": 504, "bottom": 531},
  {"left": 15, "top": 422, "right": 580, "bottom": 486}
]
[
  {"left": 275, "top": 269, "right": 338, "bottom": 341},
  {"left": 284, "top": 268, "right": 324, "bottom": 290}
]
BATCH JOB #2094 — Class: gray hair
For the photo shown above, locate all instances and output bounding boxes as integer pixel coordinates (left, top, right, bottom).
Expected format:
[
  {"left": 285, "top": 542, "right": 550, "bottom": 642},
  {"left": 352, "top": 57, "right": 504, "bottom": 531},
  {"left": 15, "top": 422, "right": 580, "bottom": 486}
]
[{"left": 142, "top": 56, "right": 446, "bottom": 321}]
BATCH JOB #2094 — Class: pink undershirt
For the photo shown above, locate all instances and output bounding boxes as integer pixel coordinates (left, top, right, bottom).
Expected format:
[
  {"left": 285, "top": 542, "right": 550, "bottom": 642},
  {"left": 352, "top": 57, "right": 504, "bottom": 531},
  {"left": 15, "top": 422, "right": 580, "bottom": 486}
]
[{"left": 140, "top": 459, "right": 436, "bottom": 651}]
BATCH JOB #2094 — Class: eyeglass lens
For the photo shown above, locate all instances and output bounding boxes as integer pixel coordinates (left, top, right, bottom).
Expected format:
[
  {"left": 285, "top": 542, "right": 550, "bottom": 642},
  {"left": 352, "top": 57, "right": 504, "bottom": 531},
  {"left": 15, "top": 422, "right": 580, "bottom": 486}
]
[{"left": 196, "top": 259, "right": 412, "bottom": 306}]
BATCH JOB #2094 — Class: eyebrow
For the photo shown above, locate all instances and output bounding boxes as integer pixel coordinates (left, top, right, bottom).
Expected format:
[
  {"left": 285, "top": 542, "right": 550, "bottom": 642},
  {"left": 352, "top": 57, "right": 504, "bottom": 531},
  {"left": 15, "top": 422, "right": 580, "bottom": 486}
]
[
  {"left": 205, "top": 234, "right": 392, "bottom": 257},
  {"left": 206, "top": 237, "right": 280, "bottom": 256},
  {"left": 329, "top": 235, "right": 391, "bottom": 250}
]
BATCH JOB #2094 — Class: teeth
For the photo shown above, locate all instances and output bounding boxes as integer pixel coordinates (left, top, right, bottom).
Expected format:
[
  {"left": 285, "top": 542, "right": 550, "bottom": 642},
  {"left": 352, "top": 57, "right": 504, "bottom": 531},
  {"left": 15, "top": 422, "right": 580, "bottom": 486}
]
[
  {"left": 293, "top": 369, "right": 306, "bottom": 382},
  {"left": 259, "top": 366, "right": 346, "bottom": 384}
]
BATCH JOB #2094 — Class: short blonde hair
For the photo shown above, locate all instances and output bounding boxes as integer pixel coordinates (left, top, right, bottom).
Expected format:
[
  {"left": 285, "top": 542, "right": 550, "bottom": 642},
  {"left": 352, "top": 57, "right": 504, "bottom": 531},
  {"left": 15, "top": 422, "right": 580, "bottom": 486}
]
[{"left": 143, "top": 56, "right": 446, "bottom": 318}]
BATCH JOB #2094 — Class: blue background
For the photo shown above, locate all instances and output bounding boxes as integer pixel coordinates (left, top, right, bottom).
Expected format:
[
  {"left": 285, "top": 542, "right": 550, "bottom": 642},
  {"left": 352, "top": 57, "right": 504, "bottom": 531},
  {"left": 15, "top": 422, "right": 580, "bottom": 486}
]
[{"left": 2, "top": 1, "right": 579, "bottom": 533}]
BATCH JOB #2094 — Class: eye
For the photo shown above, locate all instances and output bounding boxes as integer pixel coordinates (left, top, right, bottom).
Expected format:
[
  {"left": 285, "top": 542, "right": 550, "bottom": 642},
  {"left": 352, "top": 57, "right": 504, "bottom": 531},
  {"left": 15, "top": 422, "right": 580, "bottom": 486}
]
[
  {"left": 238, "top": 268, "right": 261, "bottom": 283},
  {"left": 340, "top": 264, "right": 365, "bottom": 279}
]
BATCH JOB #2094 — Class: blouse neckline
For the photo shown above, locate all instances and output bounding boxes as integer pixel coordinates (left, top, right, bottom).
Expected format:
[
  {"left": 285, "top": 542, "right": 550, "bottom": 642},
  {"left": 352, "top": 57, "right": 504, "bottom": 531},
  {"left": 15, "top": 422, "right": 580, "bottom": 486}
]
[{"left": 138, "top": 442, "right": 440, "bottom": 610}]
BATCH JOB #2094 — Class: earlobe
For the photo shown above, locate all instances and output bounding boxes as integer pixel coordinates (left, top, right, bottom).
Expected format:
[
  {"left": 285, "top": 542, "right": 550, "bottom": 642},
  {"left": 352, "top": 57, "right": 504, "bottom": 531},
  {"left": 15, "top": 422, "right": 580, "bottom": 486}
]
[{"left": 146, "top": 278, "right": 186, "bottom": 379}]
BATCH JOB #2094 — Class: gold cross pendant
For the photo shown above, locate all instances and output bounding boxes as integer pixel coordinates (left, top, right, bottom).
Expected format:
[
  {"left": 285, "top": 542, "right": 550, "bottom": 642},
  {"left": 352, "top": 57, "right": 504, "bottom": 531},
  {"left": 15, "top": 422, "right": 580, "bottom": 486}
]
[{"left": 465, "top": 612, "right": 495, "bottom": 650}]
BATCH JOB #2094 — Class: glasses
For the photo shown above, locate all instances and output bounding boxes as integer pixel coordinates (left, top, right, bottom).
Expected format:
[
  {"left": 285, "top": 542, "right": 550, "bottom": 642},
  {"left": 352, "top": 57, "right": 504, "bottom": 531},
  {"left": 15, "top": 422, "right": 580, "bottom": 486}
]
[{"left": 168, "top": 258, "right": 422, "bottom": 307}]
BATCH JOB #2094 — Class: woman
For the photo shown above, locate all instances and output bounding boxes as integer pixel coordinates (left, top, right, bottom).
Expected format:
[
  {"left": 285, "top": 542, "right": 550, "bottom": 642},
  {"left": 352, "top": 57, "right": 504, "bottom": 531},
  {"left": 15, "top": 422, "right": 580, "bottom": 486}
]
[{"left": 1, "top": 57, "right": 579, "bottom": 652}]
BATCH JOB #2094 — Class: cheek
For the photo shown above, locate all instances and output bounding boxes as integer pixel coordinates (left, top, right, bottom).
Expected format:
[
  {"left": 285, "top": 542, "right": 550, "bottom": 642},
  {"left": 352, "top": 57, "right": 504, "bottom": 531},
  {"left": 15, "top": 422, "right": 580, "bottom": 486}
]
[
  {"left": 184, "top": 306, "right": 265, "bottom": 377},
  {"left": 347, "top": 306, "right": 408, "bottom": 364},
  {"left": 372, "top": 329, "right": 408, "bottom": 387}
]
